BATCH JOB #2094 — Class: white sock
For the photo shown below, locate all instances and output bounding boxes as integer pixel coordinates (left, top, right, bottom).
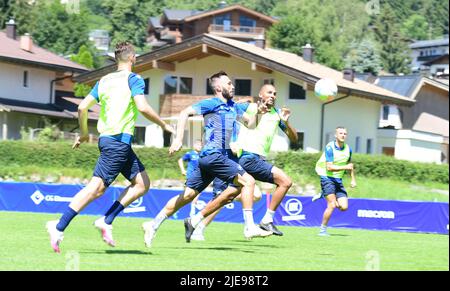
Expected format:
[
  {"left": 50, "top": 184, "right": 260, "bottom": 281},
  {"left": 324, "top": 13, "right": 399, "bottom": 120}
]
[
  {"left": 261, "top": 209, "right": 275, "bottom": 224},
  {"left": 243, "top": 209, "right": 255, "bottom": 228},
  {"left": 191, "top": 213, "right": 204, "bottom": 228},
  {"left": 189, "top": 203, "right": 196, "bottom": 218},
  {"left": 320, "top": 224, "right": 327, "bottom": 231},
  {"left": 196, "top": 221, "right": 205, "bottom": 230},
  {"left": 152, "top": 210, "right": 168, "bottom": 230}
]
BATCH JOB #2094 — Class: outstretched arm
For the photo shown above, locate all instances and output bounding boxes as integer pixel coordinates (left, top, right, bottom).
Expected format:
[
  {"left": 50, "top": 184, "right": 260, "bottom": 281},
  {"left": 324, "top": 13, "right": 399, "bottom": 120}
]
[
  {"left": 169, "top": 106, "right": 197, "bottom": 155},
  {"left": 350, "top": 167, "right": 357, "bottom": 188},
  {"left": 134, "top": 95, "right": 175, "bottom": 134},
  {"left": 326, "top": 162, "right": 353, "bottom": 172},
  {"left": 279, "top": 107, "right": 298, "bottom": 144},
  {"left": 72, "top": 94, "right": 97, "bottom": 149},
  {"left": 178, "top": 158, "right": 187, "bottom": 176}
]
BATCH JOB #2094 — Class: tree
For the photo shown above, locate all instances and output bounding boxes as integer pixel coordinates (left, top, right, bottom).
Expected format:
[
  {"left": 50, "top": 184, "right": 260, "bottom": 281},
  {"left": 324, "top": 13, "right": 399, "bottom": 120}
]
[
  {"left": 373, "top": 6, "right": 411, "bottom": 74},
  {"left": 1, "top": 0, "right": 37, "bottom": 35},
  {"left": 31, "top": 0, "right": 90, "bottom": 56},
  {"left": 345, "top": 39, "right": 382, "bottom": 75},
  {"left": 401, "top": 15, "right": 428, "bottom": 40},
  {"left": 0, "top": 0, "right": 12, "bottom": 29},
  {"left": 269, "top": 0, "right": 370, "bottom": 70},
  {"left": 71, "top": 45, "right": 94, "bottom": 97},
  {"left": 71, "top": 45, "right": 94, "bottom": 69},
  {"left": 101, "top": 0, "right": 164, "bottom": 53}
]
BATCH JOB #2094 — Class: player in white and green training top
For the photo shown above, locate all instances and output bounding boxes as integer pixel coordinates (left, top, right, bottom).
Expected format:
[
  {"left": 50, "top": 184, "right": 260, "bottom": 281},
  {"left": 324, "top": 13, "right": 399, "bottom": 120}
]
[
  {"left": 313, "top": 126, "right": 356, "bottom": 236},
  {"left": 46, "top": 42, "right": 174, "bottom": 253}
]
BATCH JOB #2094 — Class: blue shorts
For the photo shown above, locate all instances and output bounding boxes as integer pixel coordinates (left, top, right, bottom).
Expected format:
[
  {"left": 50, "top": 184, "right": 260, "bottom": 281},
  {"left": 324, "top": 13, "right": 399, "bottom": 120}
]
[
  {"left": 212, "top": 178, "right": 227, "bottom": 197},
  {"left": 239, "top": 152, "right": 274, "bottom": 184},
  {"left": 185, "top": 151, "right": 246, "bottom": 193},
  {"left": 320, "top": 176, "right": 348, "bottom": 199},
  {"left": 93, "top": 137, "right": 145, "bottom": 187}
]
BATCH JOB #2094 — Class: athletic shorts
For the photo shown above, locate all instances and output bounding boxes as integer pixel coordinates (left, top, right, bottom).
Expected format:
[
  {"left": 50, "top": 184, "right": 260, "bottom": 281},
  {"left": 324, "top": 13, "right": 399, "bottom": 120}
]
[
  {"left": 320, "top": 176, "right": 348, "bottom": 199},
  {"left": 239, "top": 151, "right": 274, "bottom": 184},
  {"left": 93, "top": 137, "right": 145, "bottom": 187},
  {"left": 185, "top": 151, "right": 246, "bottom": 193}
]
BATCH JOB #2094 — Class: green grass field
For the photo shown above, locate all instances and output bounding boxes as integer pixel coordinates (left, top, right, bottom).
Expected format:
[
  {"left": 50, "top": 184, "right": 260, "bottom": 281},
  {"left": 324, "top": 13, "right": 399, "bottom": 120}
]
[{"left": 0, "top": 211, "right": 447, "bottom": 271}]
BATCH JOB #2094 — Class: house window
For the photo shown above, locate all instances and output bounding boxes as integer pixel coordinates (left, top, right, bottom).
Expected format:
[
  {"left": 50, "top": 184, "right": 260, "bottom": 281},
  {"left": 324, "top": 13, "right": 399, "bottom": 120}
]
[
  {"left": 366, "top": 138, "right": 373, "bottom": 154},
  {"left": 23, "top": 71, "right": 29, "bottom": 88},
  {"left": 355, "top": 136, "right": 361, "bottom": 153},
  {"left": 382, "top": 105, "right": 389, "bottom": 120},
  {"left": 263, "top": 79, "right": 275, "bottom": 85},
  {"left": 179, "top": 77, "right": 193, "bottom": 94},
  {"left": 289, "top": 82, "right": 306, "bottom": 100},
  {"left": 164, "top": 75, "right": 177, "bottom": 94},
  {"left": 289, "top": 132, "right": 304, "bottom": 151},
  {"left": 206, "top": 79, "right": 214, "bottom": 95},
  {"left": 143, "top": 78, "right": 149, "bottom": 95},
  {"left": 235, "top": 79, "right": 252, "bottom": 96},
  {"left": 214, "top": 13, "right": 231, "bottom": 31},
  {"left": 239, "top": 15, "right": 256, "bottom": 32},
  {"left": 164, "top": 76, "right": 193, "bottom": 94}
]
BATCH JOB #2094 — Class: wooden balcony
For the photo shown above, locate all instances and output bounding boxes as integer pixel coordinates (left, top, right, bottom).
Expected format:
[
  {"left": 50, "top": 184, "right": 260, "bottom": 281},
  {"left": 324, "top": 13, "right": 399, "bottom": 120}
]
[
  {"left": 208, "top": 24, "right": 265, "bottom": 39},
  {"left": 159, "top": 94, "right": 255, "bottom": 117},
  {"left": 160, "top": 27, "right": 182, "bottom": 40}
]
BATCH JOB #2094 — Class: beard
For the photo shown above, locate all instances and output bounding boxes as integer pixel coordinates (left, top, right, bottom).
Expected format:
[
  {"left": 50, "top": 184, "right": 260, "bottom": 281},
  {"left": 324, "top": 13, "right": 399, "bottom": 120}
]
[
  {"left": 264, "top": 98, "right": 275, "bottom": 108},
  {"left": 222, "top": 88, "right": 234, "bottom": 100}
]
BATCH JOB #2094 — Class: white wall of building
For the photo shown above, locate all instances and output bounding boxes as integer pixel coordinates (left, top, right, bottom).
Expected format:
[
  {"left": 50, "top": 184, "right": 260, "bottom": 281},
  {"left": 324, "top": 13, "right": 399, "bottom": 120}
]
[
  {"left": 377, "top": 129, "right": 443, "bottom": 164},
  {"left": 0, "top": 62, "right": 55, "bottom": 104},
  {"left": 135, "top": 55, "right": 383, "bottom": 153}
]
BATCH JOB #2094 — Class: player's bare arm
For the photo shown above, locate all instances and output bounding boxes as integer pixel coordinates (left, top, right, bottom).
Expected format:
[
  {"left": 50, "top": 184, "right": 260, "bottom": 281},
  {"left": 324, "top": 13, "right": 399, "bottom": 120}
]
[
  {"left": 73, "top": 94, "right": 97, "bottom": 149},
  {"left": 169, "top": 106, "right": 197, "bottom": 155},
  {"left": 134, "top": 94, "right": 175, "bottom": 134}
]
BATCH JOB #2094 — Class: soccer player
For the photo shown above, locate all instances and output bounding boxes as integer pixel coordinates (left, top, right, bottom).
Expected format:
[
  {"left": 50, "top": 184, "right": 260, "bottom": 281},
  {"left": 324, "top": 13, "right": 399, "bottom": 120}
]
[
  {"left": 46, "top": 41, "right": 175, "bottom": 253},
  {"left": 178, "top": 139, "right": 203, "bottom": 218},
  {"left": 313, "top": 126, "right": 356, "bottom": 236},
  {"left": 142, "top": 71, "right": 272, "bottom": 247},
  {"left": 197, "top": 84, "right": 298, "bottom": 237}
]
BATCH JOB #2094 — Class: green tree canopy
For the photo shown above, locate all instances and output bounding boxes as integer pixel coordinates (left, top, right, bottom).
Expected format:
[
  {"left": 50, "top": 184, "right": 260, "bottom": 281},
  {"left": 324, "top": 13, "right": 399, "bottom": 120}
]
[
  {"left": 31, "top": 0, "right": 90, "bottom": 56},
  {"left": 269, "top": 0, "right": 370, "bottom": 70},
  {"left": 344, "top": 39, "right": 382, "bottom": 75},
  {"left": 373, "top": 6, "right": 412, "bottom": 74},
  {"left": 401, "top": 15, "right": 429, "bottom": 40}
]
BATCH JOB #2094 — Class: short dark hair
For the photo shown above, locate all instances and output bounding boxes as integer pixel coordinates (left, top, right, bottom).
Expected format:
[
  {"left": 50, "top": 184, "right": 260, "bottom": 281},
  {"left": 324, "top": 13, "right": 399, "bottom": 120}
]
[
  {"left": 114, "top": 41, "right": 135, "bottom": 63},
  {"left": 208, "top": 71, "right": 228, "bottom": 93}
]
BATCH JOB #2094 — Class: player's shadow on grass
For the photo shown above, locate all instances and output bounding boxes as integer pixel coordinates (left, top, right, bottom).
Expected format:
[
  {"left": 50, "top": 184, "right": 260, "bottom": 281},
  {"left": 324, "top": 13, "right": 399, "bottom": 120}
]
[
  {"left": 162, "top": 246, "right": 256, "bottom": 253},
  {"left": 230, "top": 240, "right": 284, "bottom": 248},
  {"left": 79, "top": 249, "right": 152, "bottom": 255}
]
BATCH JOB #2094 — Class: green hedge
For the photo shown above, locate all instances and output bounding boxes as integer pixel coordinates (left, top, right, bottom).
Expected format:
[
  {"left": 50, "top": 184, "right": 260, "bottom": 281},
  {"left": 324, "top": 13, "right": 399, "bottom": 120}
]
[
  {"left": 0, "top": 141, "right": 187, "bottom": 171},
  {"left": 0, "top": 141, "right": 448, "bottom": 184},
  {"left": 274, "top": 151, "right": 449, "bottom": 184}
]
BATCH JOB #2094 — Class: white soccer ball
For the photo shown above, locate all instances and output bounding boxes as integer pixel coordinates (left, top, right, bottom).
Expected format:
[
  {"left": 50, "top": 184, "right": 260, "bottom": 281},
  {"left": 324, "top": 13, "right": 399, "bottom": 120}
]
[{"left": 314, "top": 78, "right": 338, "bottom": 102}]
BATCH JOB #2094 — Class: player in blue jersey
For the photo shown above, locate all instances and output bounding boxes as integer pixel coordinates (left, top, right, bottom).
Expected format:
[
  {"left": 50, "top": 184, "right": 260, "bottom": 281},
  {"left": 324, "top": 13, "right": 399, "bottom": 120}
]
[
  {"left": 142, "top": 71, "right": 272, "bottom": 247},
  {"left": 45, "top": 42, "right": 174, "bottom": 253}
]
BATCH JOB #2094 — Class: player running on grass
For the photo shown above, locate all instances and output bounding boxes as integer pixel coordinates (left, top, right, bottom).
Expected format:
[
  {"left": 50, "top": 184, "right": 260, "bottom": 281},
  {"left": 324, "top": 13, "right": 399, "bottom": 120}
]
[
  {"left": 142, "top": 71, "right": 272, "bottom": 247},
  {"left": 312, "top": 126, "right": 356, "bottom": 236},
  {"left": 179, "top": 139, "right": 228, "bottom": 220},
  {"left": 46, "top": 41, "right": 174, "bottom": 253},
  {"left": 192, "top": 84, "right": 298, "bottom": 238}
]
